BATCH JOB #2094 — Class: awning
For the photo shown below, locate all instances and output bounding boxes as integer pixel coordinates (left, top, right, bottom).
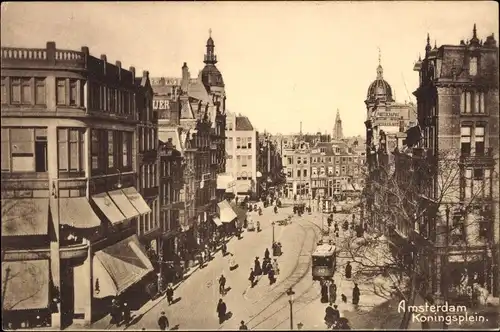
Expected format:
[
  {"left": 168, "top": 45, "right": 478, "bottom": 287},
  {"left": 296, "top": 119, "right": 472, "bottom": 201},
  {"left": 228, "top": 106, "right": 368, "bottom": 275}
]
[
  {"left": 213, "top": 217, "right": 223, "bottom": 227},
  {"left": 2, "top": 260, "right": 50, "bottom": 311},
  {"left": 91, "top": 193, "right": 126, "bottom": 225},
  {"left": 217, "top": 173, "right": 236, "bottom": 190},
  {"left": 217, "top": 200, "right": 237, "bottom": 223},
  {"left": 236, "top": 181, "right": 252, "bottom": 194},
  {"left": 54, "top": 197, "right": 101, "bottom": 229},
  {"left": 121, "top": 187, "right": 151, "bottom": 215},
  {"left": 1, "top": 198, "right": 49, "bottom": 236},
  {"left": 108, "top": 189, "right": 140, "bottom": 220},
  {"left": 230, "top": 201, "right": 247, "bottom": 225},
  {"left": 93, "top": 234, "right": 154, "bottom": 298}
]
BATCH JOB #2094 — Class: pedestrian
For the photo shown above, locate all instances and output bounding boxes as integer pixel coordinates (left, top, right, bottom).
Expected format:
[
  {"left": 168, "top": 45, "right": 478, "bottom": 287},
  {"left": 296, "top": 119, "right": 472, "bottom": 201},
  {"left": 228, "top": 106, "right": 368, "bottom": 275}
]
[
  {"left": 272, "top": 259, "right": 280, "bottom": 275},
  {"left": 254, "top": 257, "right": 262, "bottom": 276},
  {"left": 329, "top": 281, "right": 337, "bottom": 304},
  {"left": 157, "top": 312, "right": 169, "bottom": 331},
  {"left": 219, "top": 274, "right": 226, "bottom": 295},
  {"left": 166, "top": 284, "right": 174, "bottom": 305},
  {"left": 274, "top": 206, "right": 278, "bottom": 214},
  {"left": 332, "top": 304, "right": 340, "bottom": 321},
  {"left": 268, "top": 267, "right": 276, "bottom": 285},
  {"left": 321, "top": 281, "right": 329, "bottom": 303},
  {"left": 345, "top": 262, "right": 352, "bottom": 279},
  {"left": 122, "top": 302, "right": 131, "bottom": 326},
  {"left": 324, "top": 304, "right": 336, "bottom": 327},
  {"left": 262, "top": 258, "right": 270, "bottom": 275},
  {"left": 239, "top": 320, "right": 249, "bottom": 330},
  {"left": 222, "top": 242, "right": 227, "bottom": 256},
  {"left": 334, "top": 223, "right": 339, "bottom": 233},
  {"left": 264, "top": 248, "right": 270, "bottom": 260},
  {"left": 343, "top": 220, "right": 348, "bottom": 231},
  {"left": 352, "top": 283, "right": 360, "bottom": 305},
  {"left": 341, "top": 293, "right": 347, "bottom": 303},
  {"left": 249, "top": 268, "right": 256, "bottom": 287},
  {"left": 217, "top": 298, "right": 227, "bottom": 324}
]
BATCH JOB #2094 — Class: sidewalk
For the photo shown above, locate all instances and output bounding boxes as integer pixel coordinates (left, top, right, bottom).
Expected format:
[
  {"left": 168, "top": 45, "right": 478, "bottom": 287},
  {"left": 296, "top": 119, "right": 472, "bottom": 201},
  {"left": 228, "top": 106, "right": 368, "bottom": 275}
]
[{"left": 70, "top": 237, "right": 235, "bottom": 330}]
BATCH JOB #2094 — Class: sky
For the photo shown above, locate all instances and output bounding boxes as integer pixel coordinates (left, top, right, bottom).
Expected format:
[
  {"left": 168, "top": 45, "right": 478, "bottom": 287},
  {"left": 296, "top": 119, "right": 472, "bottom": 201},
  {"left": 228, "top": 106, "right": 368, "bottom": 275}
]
[{"left": 1, "top": 1, "right": 498, "bottom": 136}]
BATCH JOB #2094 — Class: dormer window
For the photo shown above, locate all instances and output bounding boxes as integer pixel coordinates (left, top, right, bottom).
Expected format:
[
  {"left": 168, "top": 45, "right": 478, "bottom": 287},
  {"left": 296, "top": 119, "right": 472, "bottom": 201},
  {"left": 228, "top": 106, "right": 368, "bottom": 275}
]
[{"left": 469, "top": 57, "right": 478, "bottom": 76}]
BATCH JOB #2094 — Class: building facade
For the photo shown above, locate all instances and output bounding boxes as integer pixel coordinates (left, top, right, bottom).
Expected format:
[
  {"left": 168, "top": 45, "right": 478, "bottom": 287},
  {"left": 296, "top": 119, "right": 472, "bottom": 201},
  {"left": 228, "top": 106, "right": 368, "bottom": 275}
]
[
  {"left": 1, "top": 43, "right": 153, "bottom": 328},
  {"left": 225, "top": 113, "right": 257, "bottom": 197},
  {"left": 410, "top": 27, "right": 499, "bottom": 299},
  {"left": 153, "top": 31, "right": 227, "bottom": 261},
  {"left": 257, "top": 133, "right": 285, "bottom": 198}
]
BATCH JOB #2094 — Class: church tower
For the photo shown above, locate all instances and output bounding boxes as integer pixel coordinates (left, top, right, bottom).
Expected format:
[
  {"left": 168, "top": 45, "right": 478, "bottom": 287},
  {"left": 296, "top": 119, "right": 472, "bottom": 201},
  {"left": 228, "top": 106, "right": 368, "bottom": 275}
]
[{"left": 333, "top": 109, "right": 343, "bottom": 140}]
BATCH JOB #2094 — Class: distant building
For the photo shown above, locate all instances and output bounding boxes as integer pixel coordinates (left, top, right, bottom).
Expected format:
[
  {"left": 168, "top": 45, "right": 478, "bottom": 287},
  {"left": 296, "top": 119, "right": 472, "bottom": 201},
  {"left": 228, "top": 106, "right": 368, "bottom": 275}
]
[
  {"left": 225, "top": 113, "right": 257, "bottom": 197},
  {"left": 332, "top": 109, "right": 344, "bottom": 140}
]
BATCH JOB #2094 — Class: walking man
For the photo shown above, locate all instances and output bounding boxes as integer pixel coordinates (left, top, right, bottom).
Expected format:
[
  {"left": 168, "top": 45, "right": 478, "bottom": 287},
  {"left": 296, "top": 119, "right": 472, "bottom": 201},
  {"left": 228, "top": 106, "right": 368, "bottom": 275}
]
[
  {"left": 217, "top": 298, "right": 227, "bottom": 324},
  {"left": 158, "top": 312, "right": 169, "bottom": 331},
  {"left": 239, "top": 320, "right": 249, "bottom": 330},
  {"left": 329, "top": 281, "right": 337, "bottom": 304},
  {"left": 219, "top": 274, "right": 227, "bottom": 296},
  {"left": 345, "top": 262, "right": 352, "bottom": 279},
  {"left": 352, "top": 283, "right": 360, "bottom": 305}
]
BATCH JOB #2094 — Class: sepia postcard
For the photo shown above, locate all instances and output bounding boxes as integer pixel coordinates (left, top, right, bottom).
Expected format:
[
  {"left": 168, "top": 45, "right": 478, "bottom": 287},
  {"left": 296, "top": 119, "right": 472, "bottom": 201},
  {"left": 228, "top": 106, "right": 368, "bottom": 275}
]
[{"left": 0, "top": 1, "right": 499, "bottom": 331}]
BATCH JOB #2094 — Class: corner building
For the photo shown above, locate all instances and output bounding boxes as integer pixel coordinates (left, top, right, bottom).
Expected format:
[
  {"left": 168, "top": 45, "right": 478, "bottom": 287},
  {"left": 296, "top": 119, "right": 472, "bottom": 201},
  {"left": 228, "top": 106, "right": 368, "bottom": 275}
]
[{"left": 1, "top": 43, "right": 155, "bottom": 328}]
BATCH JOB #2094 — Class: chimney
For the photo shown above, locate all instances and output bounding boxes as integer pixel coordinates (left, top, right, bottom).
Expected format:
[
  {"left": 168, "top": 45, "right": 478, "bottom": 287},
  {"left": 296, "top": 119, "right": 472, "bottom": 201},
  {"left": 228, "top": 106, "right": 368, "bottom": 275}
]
[
  {"left": 129, "top": 66, "right": 136, "bottom": 79},
  {"left": 143, "top": 70, "right": 149, "bottom": 78},
  {"left": 101, "top": 54, "right": 107, "bottom": 75},
  {"left": 81, "top": 46, "right": 89, "bottom": 55},
  {"left": 116, "top": 61, "right": 122, "bottom": 80},
  {"left": 46, "top": 41, "right": 56, "bottom": 64}
]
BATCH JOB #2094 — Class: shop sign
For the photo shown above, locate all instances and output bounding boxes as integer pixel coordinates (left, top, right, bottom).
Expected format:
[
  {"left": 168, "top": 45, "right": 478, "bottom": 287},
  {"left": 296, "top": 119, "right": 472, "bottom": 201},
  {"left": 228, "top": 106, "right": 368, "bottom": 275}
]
[{"left": 153, "top": 99, "right": 170, "bottom": 110}]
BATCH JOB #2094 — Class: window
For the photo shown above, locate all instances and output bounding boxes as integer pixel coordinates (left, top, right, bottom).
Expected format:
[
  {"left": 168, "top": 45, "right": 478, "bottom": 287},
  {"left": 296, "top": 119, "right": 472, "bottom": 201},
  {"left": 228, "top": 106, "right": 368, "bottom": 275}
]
[
  {"left": 463, "top": 168, "right": 492, "bottom": 199},
  {"left": 1, "top": 77, "right": 7, "bottom": 104},
  {"left": 461, "top": 91, "right": 485, "bottom": 114},
  {"left": 451, "top": 214, "right": 465, "bottom": 244},
  {"left": 35, "top": 78, "right": 46, "bottom": 105},
  {"left": 475, "top": 126, "right": 485, "bottom": 155},
  {"left": 460, "top": 126, "right": 471, "bottom": 155},
  {"left": 236, "top": 137, "right": 241, "bottom": 149},
  {"left": 312, "top": 167, "right": 318, "bottom": 176},
  {"left": 91, "top": 129, "right": 105, "bottom": 170},
  {"left": 241, "top": 155, "right": 248, "bottom": 167},
  {"left": 108, "top": 131, "right": 114, "bottom": 169},
  {"left": 303, "top": 157, "right": 308, "bottom": 165},
  {"left": 320, "top": 148, "right": 326, "bottom": 153},
  {"left": 469, "top": 57, "right": 478, "bottom": 76},
  {"left": 69, "top": 79, "right": 78, "bottom": 106},
  {"left": 303, "top": 169, "right": 308, "bottom": 177},
  {"left": 297, "top": 157, "right": 301, "bottom": 165},
  {"left": 328, "top": 166, "right": 333, "bottom": 176},
  {"left": 21, "top": 78, "right": 31, "bottom": 104},
  {"left": 320, "top": 167, "right": 326, "bottom": 176},
  {"left": 341, "top": 166, "right": 346, "bottom": 174},
  {"left": 11, "top": 78, "right": 21, "bottom": 104},
  {"left": 287, "top": 157, "right": 293, "bottom": 165},
  {"left": 3, "top": 128, "right": 47, "bottom": 172},
  {"left": 247, "top": 137, "right": 252, "bottom": 149},
  {"left": 335, "top": 158, "right": 340, "bottom": 164},
  {"left": 122, "top": 131, "right": 132, "bottom": 168},
  {"left": 297, "top": 169, "right": 301, "bottom": 178},
  {"left": 56, "top": 79, "right": 66, "bottom": 105},
  {"left": 286, "top": 168, "right": 292, "bottom": 177},
  {"left": 58, "top": 128, "right": 85, "bottom": 173}
]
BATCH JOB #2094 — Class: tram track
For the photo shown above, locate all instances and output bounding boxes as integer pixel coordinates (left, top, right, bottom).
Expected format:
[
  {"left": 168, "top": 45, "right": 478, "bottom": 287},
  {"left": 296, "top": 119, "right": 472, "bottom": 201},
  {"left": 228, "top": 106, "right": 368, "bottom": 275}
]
[{"left": 245, "top": 217, "right": 323, "bottom": 329}]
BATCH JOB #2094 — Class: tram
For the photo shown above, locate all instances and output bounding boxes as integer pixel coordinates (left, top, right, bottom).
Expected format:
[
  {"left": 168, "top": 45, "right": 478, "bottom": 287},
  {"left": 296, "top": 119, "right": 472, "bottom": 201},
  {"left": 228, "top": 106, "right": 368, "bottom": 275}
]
[{"left": 311, "top": 240, "right": 337, "bottom": 281}]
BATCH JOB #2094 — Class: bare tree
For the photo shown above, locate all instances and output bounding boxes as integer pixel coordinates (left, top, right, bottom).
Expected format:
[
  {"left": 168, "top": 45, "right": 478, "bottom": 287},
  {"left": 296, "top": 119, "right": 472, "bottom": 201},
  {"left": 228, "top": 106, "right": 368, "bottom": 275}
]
[{"left": 339, "top": 147, "right": 497, "bottom": 329}]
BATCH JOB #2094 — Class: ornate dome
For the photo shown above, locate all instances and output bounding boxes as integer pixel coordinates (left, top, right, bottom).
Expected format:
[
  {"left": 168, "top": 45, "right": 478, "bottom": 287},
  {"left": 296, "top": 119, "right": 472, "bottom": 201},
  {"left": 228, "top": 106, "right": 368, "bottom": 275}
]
[
  {"left": 366, "top": 64, "right": 393, "bottom": 103},
  {"left": 201, "top": 64, "right": 224, "bottom": 87}
]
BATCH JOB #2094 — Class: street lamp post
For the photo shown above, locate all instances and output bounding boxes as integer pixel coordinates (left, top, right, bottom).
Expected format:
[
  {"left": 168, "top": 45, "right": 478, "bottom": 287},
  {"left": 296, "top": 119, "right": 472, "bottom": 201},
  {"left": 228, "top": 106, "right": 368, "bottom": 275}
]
[
  {"left": 272, "top": 221, "right": 275, "bottom": 247},
  {"left": 443, "top": 204, "right": 451, "bottom": 330},
  {"left": 286, "top": 287, "right": 295, "bottom": 330}
]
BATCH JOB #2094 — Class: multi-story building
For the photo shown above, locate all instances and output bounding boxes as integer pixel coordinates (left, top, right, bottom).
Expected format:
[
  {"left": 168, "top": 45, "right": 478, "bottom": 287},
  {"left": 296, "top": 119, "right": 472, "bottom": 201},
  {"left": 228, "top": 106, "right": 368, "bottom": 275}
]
[
  {"left": 135, "top": 71, "right": 161, "bottom": 266},
  {"left": 409, "top": 27, "right": 499, "bottom": 300},
  {"left": 1, "top": 43, "right": 153, "bottom": 328},
  {"left": 225, "top": 112, "right": 257, "bottom": 197},
  {"left": 153, "top": 31, "right": 227, "bottom": 258},
  {"left": 257, "top": 133, "right": 285, "bottom": 198}
]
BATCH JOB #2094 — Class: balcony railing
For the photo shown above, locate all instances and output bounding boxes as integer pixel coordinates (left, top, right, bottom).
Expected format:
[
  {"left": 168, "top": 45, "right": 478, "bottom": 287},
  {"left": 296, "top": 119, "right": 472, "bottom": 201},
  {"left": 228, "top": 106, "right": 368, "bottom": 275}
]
[
  {"left": 1, "top": 43, "right": 86, "bottom": 69},
  {"left": 460, "top": 147, "right": 495, "bottom": 165}
]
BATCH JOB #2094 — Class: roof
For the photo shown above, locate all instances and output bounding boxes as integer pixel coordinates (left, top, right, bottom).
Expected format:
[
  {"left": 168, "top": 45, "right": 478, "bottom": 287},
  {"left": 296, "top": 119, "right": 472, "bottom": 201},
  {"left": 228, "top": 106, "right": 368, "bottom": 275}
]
[
  {"left": 235, "top": 116, "right": 254, "bottom": 131},
  {"left": 187, "top": 79, "right": 213, "bottom": 105},
  {"left": 159, "top": 127, "right": 184, "bottom": 154},
  {"left": 312, "top": 243, "right": 336, "bottom": 256}
]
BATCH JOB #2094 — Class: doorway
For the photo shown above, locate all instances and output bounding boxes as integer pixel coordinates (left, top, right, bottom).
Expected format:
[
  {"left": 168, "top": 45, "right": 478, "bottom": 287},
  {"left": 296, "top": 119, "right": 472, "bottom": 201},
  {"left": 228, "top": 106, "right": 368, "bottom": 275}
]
[{"left": 60, "top": 262, "right": 74, "bottom": 328}]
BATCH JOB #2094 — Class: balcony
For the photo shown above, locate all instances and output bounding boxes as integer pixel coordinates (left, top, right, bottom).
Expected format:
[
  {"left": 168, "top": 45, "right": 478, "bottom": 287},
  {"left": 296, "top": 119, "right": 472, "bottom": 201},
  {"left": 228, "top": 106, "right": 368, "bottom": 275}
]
[
  {"left": 2, "top": 242, "right": 88, "bottom": 261},
  {"left": 1, "top": 43, "right": 86, "bottom": 70},
  {"left": 460, "top": 148, "right": 495, "bottom": 166}
]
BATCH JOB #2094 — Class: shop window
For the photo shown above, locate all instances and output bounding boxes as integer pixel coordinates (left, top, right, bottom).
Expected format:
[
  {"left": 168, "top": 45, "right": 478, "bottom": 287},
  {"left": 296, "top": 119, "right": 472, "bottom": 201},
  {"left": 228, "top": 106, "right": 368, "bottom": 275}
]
[{"left": 107, "top": 131, "right": 114, "bottom": 169}]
